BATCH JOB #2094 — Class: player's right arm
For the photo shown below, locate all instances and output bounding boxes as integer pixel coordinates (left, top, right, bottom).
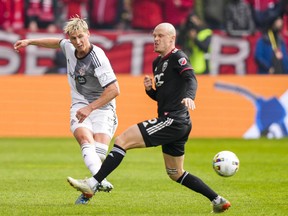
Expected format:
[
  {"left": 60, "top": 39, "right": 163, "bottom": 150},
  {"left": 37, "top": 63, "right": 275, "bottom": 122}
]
[
  {"left": 14, "top": 38, "right": 61, "bottom": 51},
  {"left": 144, "top": 75, "right": 157, "bottom": 100}
]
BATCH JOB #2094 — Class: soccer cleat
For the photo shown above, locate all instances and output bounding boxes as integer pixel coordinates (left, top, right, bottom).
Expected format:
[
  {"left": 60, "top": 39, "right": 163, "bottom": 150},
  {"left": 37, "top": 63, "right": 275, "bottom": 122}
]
[
  {"left": 75, "top": 193, "right": 90, "bottom": 205},
  {"left": 212, "top": 196, "right": 231, "bottom": 213},
  {"left": 67, "top": 176, "right": 97, "bottom": 198},
  {"left": 98, "top": 178, "right": 114, "bottom": 192}
]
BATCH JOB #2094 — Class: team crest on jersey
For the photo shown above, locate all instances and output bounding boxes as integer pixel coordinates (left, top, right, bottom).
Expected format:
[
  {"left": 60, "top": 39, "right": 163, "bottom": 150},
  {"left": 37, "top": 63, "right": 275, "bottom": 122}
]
[
  {"left": 162, "top": 61, "right": 168, "bottom": 72},
  {"left": 78, "top": 66, "right": 86, "bottom": 76},
  {"left": 178, "top": 57, "right": 187, "bottom": 66}
]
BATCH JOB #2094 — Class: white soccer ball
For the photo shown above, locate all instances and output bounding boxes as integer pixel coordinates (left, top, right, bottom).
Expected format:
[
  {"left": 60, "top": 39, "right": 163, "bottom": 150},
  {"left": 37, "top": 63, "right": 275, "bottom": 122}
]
[{"left": 212, "top": 151, "right": 240, "bottom": 177}]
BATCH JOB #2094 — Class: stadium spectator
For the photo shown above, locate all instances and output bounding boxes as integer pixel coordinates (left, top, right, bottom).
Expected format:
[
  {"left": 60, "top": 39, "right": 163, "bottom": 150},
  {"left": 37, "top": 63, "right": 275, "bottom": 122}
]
[
  {"left": 163, "top": 0, "right": 194, "bottom": 30},
  {"left": 254, "top": 16, "right": 288, "bottom": 74},
  {"left": 88, "top": 0, "right": 124, "bottom": 30},
  {"left": 130, "top": 0, "right": 163, "bottom": 30},
  {"left": 25, "top": 0, "right": 57, "bottom": 32},
  {"left": 45, "top": 50, "right": 67, "bottom": 74},
  {"left": 246, "top": 0, "right": 282, "bottom": 31},
  {"left": 67, "top": 22, "right": 231, "bottom": 214},
  {"left": 200, "top": 0, "right": 228, "bottom": 29},
  {"left": 0, "top": 0, "right": 24, "bottom": 32},
  {"left": 281, "top": 0, "right": 288, "bottom": 37},
  {"left": 224, "top": 0, "right": 255, "bottom": 37},
  {"left": 177, "top": 13, "right": 212, "bottom": 74},
  {"left": 59, "top": 0, "right": 88, "bottom": 29},
  {"left": 116, "top": 0, "right": 133, "bottom": 30},
  {"left": 14, "top": 16, "right": 120, "bottom": 204}
]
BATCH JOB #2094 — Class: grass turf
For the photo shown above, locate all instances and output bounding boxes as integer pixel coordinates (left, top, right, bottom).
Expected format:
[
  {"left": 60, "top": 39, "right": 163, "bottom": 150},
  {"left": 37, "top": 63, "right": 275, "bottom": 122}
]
[{"left": 0, "top": 137, "right": 287, "bottom": 216}]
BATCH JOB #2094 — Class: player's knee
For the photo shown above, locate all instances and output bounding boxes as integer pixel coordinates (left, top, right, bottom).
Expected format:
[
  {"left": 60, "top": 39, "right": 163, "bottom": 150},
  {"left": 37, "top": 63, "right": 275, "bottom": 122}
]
[
  {"left": 77, "top": 136, "right": 91, "bottom": 146},
  {"left": 114, "top": 135, "right": 125, "bottom": 148},
  {"left": 166, "top": 168, "right": 181, "bottom": 181}
]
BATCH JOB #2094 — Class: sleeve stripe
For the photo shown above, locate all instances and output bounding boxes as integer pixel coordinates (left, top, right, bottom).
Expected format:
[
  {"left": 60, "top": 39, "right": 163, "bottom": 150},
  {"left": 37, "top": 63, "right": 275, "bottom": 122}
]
[
  {"left": 91, "top": 50, "right": 101, "bottom": 68},
  {"left": 103, "top": 79, "right": 117, "bottom": 88},
  {"left": 179, "top": 67, "right": 193, "bottom": 74}
]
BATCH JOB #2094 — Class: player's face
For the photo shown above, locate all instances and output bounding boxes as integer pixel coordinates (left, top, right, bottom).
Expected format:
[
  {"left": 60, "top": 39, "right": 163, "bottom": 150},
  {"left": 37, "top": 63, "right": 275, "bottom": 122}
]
[
  {"left": 69, "top": 30, "right": 90, "bottom": 55},
  {"left": 153, "top": 26, "right": 174, "bottom": 56}
]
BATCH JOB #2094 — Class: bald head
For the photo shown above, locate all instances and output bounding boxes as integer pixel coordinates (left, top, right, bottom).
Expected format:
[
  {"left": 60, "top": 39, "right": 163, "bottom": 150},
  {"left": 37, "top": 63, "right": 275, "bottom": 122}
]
[
  {"left": 154, "top": 23, "right": 176, "bottom": 37},
  {"left": 153, "top": 23, "right": 176, "bottom": 56}
]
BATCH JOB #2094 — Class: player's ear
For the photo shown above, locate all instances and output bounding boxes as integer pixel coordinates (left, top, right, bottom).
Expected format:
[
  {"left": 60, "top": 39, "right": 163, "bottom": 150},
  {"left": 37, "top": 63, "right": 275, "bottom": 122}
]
[{"left": 171, "top": 35, "right": 176, "bottom": 41}]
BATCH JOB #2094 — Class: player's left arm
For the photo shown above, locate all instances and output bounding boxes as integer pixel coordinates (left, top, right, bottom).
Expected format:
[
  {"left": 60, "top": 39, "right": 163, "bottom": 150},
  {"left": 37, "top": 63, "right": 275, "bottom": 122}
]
[{"left": 181, "top": 69, "right": 197, "bottom": 110}]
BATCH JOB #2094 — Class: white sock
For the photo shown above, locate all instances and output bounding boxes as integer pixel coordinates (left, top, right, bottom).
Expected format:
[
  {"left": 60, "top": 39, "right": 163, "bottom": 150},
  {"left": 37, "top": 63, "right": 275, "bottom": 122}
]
[
  {"left": 95, "top": 142, "right": 109, "bottom": 162},
  {"left": 87, "top": 177, "right": 99, "bottom": 190},
  {"left": 81, "top": 143, "right": 102, "bottom": 175}
]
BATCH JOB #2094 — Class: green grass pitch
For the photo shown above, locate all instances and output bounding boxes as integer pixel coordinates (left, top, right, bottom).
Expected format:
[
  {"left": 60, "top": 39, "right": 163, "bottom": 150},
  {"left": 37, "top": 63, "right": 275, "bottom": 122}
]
[{"left": 0, "top": 137, "right": 287, "bottom": 216}]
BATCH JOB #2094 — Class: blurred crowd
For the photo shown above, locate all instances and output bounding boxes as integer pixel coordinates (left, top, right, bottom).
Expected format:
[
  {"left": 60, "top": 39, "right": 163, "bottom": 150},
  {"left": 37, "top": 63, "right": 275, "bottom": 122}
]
[
  {"left": 1, "top": 0, "right": 288, "bottom": 74},
  {"left": 1, "top": 0, "right": 287, "bottom": 33}
]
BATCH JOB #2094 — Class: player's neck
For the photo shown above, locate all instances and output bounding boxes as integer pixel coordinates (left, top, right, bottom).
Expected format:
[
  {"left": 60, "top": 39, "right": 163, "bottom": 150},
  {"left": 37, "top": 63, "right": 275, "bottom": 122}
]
[{"left": 160, "top": 47, "right": 176, "bottom": 58}]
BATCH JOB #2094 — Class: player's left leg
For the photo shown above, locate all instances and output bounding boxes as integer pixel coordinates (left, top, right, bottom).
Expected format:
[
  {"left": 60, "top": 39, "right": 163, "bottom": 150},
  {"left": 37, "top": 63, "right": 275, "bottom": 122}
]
[{"left": 163, "top": 153, "right": 231, "bottom": 213}]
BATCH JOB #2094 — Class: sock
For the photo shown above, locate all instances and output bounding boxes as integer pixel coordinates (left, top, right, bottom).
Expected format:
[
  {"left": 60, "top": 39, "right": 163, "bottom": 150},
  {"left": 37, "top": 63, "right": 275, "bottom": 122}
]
[
  {"left": 93, "top": 144, "right": 126, "bottom": 183},
  {"left": 177, "top": 171, "right": 218, "bottom": 201},
  {"left": 95, "top": 141, "right": 109, "bottom": 162},
  {"left": 81, "top": 143, "right": 102, "bottom": 175}
]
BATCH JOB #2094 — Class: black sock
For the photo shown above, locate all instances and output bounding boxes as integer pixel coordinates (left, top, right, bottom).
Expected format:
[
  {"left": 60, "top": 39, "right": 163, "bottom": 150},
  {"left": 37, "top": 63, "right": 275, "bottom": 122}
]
[
  {"left": 93, "top": 144, "right": 126, "bottom": 183},
  {"left": 177, "top": 171, "right": 218, "bottom": 201}
]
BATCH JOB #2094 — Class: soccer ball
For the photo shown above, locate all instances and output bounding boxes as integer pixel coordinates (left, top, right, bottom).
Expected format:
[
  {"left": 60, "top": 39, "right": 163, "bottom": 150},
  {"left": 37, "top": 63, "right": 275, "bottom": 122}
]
[{"left": 212, "top": 151, "right": 240, "bottom": 177}]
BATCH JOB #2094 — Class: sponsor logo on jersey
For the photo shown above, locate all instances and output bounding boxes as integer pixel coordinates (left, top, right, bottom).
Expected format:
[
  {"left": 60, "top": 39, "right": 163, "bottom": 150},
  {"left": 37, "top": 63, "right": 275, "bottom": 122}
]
[
  {"left": 178, "top": 57, "right": 187, "bottom": 66},
  {"left": 155, "top": 73, "right": 164, "bottom": 87},
  {"left": 76, "top": 75, "right": 87, "bottom": 85}
]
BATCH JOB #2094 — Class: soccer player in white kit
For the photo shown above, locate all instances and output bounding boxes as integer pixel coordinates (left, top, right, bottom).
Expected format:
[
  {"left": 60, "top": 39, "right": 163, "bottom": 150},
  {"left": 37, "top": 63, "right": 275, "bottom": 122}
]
[{"left": 14, "top": 17, "right": 120, "bottom": 204}]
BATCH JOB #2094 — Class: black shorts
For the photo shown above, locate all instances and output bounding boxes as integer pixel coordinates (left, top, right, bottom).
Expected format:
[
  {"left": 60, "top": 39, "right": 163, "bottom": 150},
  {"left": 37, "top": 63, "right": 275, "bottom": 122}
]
[{"left": 137, "top": 112, "right": 192, "bottom": 157}]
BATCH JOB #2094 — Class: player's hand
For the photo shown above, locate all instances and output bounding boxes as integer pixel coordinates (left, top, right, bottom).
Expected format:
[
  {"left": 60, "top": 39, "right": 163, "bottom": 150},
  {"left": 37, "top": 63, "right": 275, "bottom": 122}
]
[
  {"left": 14, "top": 39, "right": 30, "bottom": 52},
  {"left": 144, "top": 75, "right": 153, "bottom": 91},
  {"left": 181, "top": 98, "right": 196, "bottom": 110},
  {"left": 76, "top": 105, "right": 93, "bottom": 123}
]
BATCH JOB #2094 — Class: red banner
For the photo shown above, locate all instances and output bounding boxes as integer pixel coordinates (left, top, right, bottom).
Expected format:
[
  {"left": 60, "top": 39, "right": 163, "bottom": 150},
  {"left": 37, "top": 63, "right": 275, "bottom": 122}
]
[{"left": 0, "top": 30, "right": 286, "bottom": 75}]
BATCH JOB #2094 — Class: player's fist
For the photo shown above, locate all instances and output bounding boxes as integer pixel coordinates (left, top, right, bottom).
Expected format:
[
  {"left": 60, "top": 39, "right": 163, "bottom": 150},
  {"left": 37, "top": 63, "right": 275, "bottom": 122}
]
[{"left": 144, "top": 75, "right": 153, "bottom": 91}]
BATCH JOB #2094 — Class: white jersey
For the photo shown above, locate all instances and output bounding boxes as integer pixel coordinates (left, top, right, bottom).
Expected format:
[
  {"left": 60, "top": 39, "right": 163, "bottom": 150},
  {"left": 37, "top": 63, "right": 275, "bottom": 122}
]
[{"left": 60, "top": 39, "right": 117, "bottom": 110}]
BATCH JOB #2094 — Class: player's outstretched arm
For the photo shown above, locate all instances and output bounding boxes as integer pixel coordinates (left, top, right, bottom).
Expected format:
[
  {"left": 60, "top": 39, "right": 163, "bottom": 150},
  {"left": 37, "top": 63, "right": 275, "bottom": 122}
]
[{"left": 14, "top": 38, "right": 61, "bottom": 52}]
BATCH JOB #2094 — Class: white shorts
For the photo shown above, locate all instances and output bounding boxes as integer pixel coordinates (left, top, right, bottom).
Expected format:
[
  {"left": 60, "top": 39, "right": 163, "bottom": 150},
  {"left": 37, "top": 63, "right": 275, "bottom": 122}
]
[{"left": 70, "top": 104, "right": 118, "bottom": 139}]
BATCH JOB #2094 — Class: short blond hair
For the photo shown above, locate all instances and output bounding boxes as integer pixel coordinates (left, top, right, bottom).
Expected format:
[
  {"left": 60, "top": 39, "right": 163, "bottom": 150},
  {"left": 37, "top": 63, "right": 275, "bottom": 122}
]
[{"left": 63, "top": 16, "right": 89, "bottom": 35}]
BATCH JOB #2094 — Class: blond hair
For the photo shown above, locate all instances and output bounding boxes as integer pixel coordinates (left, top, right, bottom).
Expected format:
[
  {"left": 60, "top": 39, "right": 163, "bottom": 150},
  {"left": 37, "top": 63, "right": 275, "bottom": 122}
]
[{"left": 63, "top": 16, "right": 89, "bottom": 35}]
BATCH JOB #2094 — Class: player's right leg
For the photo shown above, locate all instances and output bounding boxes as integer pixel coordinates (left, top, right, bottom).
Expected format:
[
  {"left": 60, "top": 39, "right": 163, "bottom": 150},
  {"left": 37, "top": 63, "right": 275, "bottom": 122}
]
[
  {"left": 69, "top": 105, "right": 104, "bottom": 204},
  {"left": 67, "top": 124, "right": 145, "bottom": 199}
]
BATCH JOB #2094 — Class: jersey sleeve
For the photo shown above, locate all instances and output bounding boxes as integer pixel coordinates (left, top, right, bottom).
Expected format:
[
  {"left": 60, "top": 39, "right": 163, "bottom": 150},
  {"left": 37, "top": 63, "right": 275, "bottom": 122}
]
[
  {"left": 181, "top": 70, "right": 197, "bottom": 100},
  {"left": 93, "top": 47, "right": 117, "bottom": 88},
  {"left": 59, "top": 39, "right": 69, "bottom": 57},
  {"left": 174, "top": 50, "right": 198, "bottom": 100}
]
